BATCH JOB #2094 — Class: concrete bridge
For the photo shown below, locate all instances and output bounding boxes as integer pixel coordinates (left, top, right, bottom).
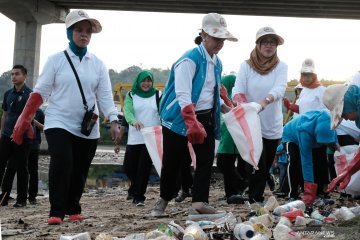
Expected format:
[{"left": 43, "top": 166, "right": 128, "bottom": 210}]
[{"left": 1, "top": 0, "right": 360, "bottom": 86}]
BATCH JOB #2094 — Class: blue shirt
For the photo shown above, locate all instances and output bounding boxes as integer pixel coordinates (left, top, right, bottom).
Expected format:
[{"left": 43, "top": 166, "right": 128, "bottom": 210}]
[{"left": 276, "top": 143, "right": 288, "bottom": 163}]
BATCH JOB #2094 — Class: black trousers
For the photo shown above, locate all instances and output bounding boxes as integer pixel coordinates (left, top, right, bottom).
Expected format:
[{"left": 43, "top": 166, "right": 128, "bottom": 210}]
[
  {"left": 286, "top": 142, "right": 303, "bottom": 198},
  {"left": 28, "top": 147, "right": 39, "bottom": 200},
  {"left": 0, "top": 135, "right": 31, "bottom": 203},
  {"left": 246, "top": 138, "right": 279, "bottom": 202},
  {"left": 175, "top": 149, "right": 193, "bottom": 194},
  {"left": 123, "top": 144, "right": 152, "bottom": 202},
  {"left": 160, "top": 110, "right": 215, "bottom": 203},
  {"left": 217, "top": 153, "right": 249, "bottom": 198},
  {"left": 45, "top": 128, "right": 97, "bottom": 219}
]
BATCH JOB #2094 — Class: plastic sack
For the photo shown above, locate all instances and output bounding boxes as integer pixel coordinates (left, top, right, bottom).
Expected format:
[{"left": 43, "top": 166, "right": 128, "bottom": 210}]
[
  {"left": 334, "top": 145, "right": 360, "bottom": 196},
  {"left": 223, "top": 102, "right": 263, "bottom": 169},
  {"left": 141, "top": 126, "right": 196, "bottom": 176}
]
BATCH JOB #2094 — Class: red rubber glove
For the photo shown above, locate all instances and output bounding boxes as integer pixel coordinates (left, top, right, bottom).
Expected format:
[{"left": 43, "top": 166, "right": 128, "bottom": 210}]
[
  {"left": 220, "top": 84, "right": 233, "bottom": 108},
  {"left": 232, "top": 93, "right": 247, "bottom": 105},
  {"left": 12, "top": 92, "right": 43, "bottom": 145},
  {"left": 283, "top": 97, "right": 299, "bottom": 113},
  {"left": 181, "top": 104, "right": 207, "bottom": 144},
  {"left": 327, "top": 148, "right": 360, "bottom": 192}
]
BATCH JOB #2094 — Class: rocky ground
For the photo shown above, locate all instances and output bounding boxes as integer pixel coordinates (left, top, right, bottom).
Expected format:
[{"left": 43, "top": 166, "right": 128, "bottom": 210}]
[{"left": 1, "top": 147, "right": 360, "bottom": 240}]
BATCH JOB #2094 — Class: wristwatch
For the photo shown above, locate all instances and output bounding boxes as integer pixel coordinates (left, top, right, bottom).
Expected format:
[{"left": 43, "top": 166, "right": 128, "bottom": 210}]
[{"left": 265, "top": 97, "right": 271, "bottom": 104}]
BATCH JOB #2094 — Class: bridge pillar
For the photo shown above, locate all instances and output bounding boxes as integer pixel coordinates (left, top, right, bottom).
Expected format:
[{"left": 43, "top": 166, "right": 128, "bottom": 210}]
[{"left": 0, "top": 0, "right": 67, "bottom": 87}]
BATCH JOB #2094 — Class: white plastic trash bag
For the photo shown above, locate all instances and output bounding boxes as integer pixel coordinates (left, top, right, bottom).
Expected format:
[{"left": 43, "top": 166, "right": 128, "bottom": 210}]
[
  {"left": 141, "top": 126, "right": 163, "bottom": 176},
  {"left": 223, "top": 102, "right": 263, "bottom": 169},
  {"left": 141, "top": 126, "right": 196, "bottom": 176},
  {"left": 334, "top": 145, "right": 360, "bottom": 197}
]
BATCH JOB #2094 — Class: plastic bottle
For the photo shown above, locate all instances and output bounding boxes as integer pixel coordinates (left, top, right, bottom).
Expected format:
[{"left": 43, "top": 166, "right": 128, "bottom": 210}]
[
  {"left": 252, "top": 223, "right": 272, "bottom": 238},
  {"left": 273, "top": 200, "right": 305, "bottom": 216},
  {"left": 339, "top": 206, "right": 356, "bottom": 220},
  {"left": 249, "top": 234, "right": 269, "bottom": 240},
  {"left": 233, "top": 223, "right": 255, "bottom": 240},
  {"left": 183, "top": 223, "right": 208, "bottom": 240},
  {"left": 273, "top": 223, "right": 301, "bottom": 240}
]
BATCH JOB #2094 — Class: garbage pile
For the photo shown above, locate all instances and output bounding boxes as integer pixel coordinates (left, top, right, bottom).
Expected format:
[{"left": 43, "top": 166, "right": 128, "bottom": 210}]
[{"left": 60, "top": 196, "right": 360, "bottom": 240}]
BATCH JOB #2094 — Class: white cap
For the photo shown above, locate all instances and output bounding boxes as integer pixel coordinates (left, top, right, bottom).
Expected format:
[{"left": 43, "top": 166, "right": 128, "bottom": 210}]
[
  {"left": 202, "top": 13, "right": 238, "bottom": 42},
  {"left": 301, "top": 58, "right": 316, "bottom": 73},
  {"left": 65, "top": 10, "right": 102, "bottom": 33},
  {"left": 322, "top": 84, "right": 349, "bottom": 129},
  {"left": 255, "top": 26, "right": 284, "bottom": 45}
]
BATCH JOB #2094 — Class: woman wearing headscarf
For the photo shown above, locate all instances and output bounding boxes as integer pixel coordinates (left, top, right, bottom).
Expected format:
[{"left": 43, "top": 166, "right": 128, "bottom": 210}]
[
  {"left": 123, "top": 70, "right": 161, "bottom": 207},
  {"left": 11, "top": 10, "right": 120, "bottom": 225},
  {"left": 325, "top": 84, "right": 360, "bottom": 192},
  {"left": 232, "top": 26, "right": 288, "bottom": 202}
]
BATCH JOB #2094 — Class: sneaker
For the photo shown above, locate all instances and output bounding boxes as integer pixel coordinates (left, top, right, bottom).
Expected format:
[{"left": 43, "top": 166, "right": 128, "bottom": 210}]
[
  {"left": 13, "top": 202, "right": 26, "bottom": 208},
  {"left": 175, "top": 191, "right": 190, "bottom": 203},
  {"left": 313, "top": 198, "right": 335, "bottom": 207},
  {"left": 192, "top": 202, "right": 220, "bottom": 214},
  {"left": 69, "top": 214, "right": 84, "bottom": 222},
  {"left": 227, "top": 194, "right": 248, "bottom": 204},
  {"left": 273, "top": 191, "right": 288, "bottom": 198},
  {"left": 28, "top": 198, "right": 37, "bottom": 205},
  {"left": 136, "top": 201, "right": 145, "bottom": 207},
  {"left": 151, "top": 198, "right": 168, "bottom": 217},
  {"left": 48, "top": 217, "right": 62, "bottom": 225}
]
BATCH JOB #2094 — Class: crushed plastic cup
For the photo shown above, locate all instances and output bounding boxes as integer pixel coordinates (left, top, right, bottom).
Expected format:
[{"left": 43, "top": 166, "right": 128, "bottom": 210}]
[
  {"left": 310, "top": 210, "right": 324, "bottom": 221},
  {"left": 233, "top": 223, "right": 255, "bottom": 240},
  {"left": 249, "top": 214, "right": 273, "bottom": 228},
  {"left": 168, "top": 220, "right": 185, "bottom": 239},
  {"left": 263, "top": 196, "right": 279, "bottom": 212},
  {"left": 278, "top": 216, "right": 292, "bottom": 227},
  {"left": 256, "top": 207, "right": 269, "bottom": 215},
  {"left": 95, "top": 233, "right": 113, "bottom": 240},
  {"left": 281, "top": 209, "right": 304, "bottom": 222},
  {"left": 339, "top": 207, "right": 356, "bottom": 220},
  {"left": 273, "top": 223, "right": 301, "bottom": 240},
  {"left": 60, "top": 232, "right": 91, "bottom": 240},
  {"left": 214, "top": 212, "right": 238, "bottom": 229},
  {"left": 252, "top": 223, "right": 272, "bottom": 238},
  {"left": 183, "top": 223, "right": 208, "bottom": 240}
]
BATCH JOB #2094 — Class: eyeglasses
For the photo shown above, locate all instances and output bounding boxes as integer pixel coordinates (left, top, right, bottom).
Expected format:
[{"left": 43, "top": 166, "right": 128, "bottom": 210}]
[{"left": 260, "top": 40, "right": 278, "bottom": 46}]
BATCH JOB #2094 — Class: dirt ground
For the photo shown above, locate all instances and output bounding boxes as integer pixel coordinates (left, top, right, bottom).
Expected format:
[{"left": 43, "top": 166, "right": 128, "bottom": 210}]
[{"left": 1, "top": 149, "right": 360, "bottom": 240}]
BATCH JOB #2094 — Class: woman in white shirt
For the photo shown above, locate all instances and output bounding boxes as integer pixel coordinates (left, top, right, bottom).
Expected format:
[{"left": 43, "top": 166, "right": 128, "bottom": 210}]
[
  {"left": 12, "top": 10, "right": 120, "bottom": 225},
  {"left": 232, "top": 26, "right": 288, "bottom": 203}
]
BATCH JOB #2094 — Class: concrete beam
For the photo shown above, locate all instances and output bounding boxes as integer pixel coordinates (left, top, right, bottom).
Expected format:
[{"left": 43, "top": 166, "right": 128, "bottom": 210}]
[{"left": 0, "top": 0, "right": 67, "bottom": 86}]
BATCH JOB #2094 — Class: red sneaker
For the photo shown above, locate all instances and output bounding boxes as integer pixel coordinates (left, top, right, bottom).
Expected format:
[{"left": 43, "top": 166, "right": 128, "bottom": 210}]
[
  {"left": 48, "top": 217, "right": 62, "bottom": 225},
  {"left": 69, "top": 214, "right": 84, "bottom": 222}
]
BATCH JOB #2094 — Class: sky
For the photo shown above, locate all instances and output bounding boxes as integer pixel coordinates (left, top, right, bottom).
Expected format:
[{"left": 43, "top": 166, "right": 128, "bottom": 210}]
[{"left": 1, "top": 10, "right": 360, "bottom": 81}]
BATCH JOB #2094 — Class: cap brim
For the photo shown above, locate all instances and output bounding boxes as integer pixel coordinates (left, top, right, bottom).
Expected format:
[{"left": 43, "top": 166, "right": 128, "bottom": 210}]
[
  {"left": 67, "top": 18, "right": 102, "bottom": 33},
  {"left": 203, "top": 27, "right": 238, "bottom": 42},
  {"left": 256, "top": 34, "right": 284, "bottom": 45}
]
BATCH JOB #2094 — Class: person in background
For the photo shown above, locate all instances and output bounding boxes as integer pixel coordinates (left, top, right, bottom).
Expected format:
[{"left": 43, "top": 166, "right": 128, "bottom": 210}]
[
  {"left": 123, "top": 70, "right": 161, "bottom": 207},
  {"left": 273, "top": 142, "right": 289, "bottom": 198},
  {"left": 324, "top": 84, "right": 360, "bottom": 193},
  {"left": 232, "top": 26, "right": 288, "bottom": 202},
  {"left": 0, "top": 65, "right": 33, "bottom": 207},
  {"left": 151, "top": 12, "right": 236, "bottom": 217},
  {"left": 216, "top": 74, "right": 249, "bottom": 204},
  {"left": 283, "top": 59, "right": 330, "bottom": 198},
  {"left": 283, "top": 110, "right": 339, "bottom": 207},
  {"left": 12, "top": 10, "right": 120, "bottom": 225},
  {"left": 28, "top": 108, "right": 45, "bottom": 205}
]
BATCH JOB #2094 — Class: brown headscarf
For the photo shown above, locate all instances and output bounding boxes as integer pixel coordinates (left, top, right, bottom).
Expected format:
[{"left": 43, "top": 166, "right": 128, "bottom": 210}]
[
  {"left": 247, "top": 44, "right": 279, "bottom": 75},
  {"left": 299, "top": 73, "right": 321, "bottom": 89}
]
